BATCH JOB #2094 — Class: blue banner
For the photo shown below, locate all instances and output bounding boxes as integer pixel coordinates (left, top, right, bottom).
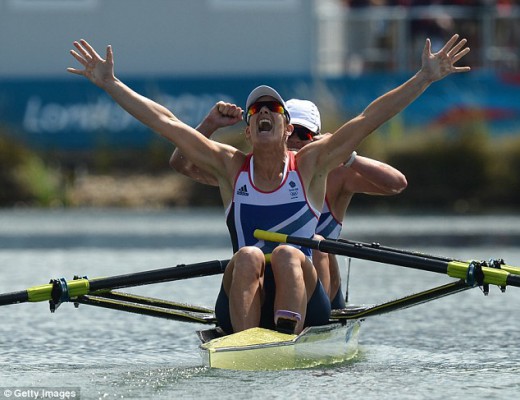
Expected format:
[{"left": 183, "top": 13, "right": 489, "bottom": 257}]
[{"left": 0, "top": 72, "right": 519, "bottom": 151}]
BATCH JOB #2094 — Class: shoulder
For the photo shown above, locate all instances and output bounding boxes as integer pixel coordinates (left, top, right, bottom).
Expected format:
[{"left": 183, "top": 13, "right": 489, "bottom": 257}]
[
  {"left": 230, "top": 150, "right": 249, "bottom": 170},
  {"left": 209, "top": 145, "right": 248, "bottom": 184}
]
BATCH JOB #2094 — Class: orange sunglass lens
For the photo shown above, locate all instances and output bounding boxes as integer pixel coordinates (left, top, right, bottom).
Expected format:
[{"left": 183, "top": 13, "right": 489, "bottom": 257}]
[{"left": 247, "top": 101, "right": 285, "bottom": 117}]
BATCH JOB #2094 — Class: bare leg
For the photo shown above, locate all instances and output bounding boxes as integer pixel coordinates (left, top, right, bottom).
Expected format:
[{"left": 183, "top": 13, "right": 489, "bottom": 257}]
[
  {"left": 224, "top": 246, "right": 265, "bottom": 332},
  {"left": 312, "top": 252, "right": 330, "bottom": 299},
  {"left": 271, "top": 245, "right": 318, "bottom": 333},
  {"left": 328, "top": 254, "right": 342, "bottom": 303}
]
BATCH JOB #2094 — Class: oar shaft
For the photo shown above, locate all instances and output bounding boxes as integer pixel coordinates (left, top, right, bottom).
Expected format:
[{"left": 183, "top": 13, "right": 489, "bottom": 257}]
[
  {"left": 317, "top": 239, "right": 449, "bottom": 274},
  {"left": 0, "top": 259, "right": 229, "bottom": 307},
  {"left": 331, "top": 280, "right": 471, "bottom": 320},
  {"left": 507, "top": 274, "right": 520, "bottom": 287},
  {"left": 337, "top": 238, "right": 454, "bottom": 262},
  {"left": 75, "top": 294, "right": 216, "bottom": 324},
  {"left": 88, "top": 259, "right": 229, "bottom": 292},
  {"left": 96, "top": 291, "right": 214, "bottom": 313},
  {"left": 339, "top": 237, "right": 520, "bottom": 277},
  {"left": 0, "top": 290, "right": 29, "bottom": 306},
  {"left": 257, "top": 231, "right": 449, "bottom": 273},
  {"left": 254, "top": 230, "right": 520, "bottom": 288}
]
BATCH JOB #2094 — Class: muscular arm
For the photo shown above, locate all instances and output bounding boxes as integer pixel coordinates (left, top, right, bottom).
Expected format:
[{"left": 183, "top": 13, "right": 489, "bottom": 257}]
[
  {"left": 345, "top": 155, "right": 407, "bottom": 195},
  {"left": 67, "top": 40, "right": 237, "bottom": 187},
  {"left": 169, "top": 102, "right": 243, "bottom": 187},
  {"left": 304, "top": 34, "right": 470, "bottom": 178},
  {"left": 324, "top": 155, "right": 407, "bottom": 220}
]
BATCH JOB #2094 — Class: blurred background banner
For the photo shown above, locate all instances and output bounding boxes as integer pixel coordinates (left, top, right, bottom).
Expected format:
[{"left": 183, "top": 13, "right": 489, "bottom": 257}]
[
  {"left": 1, "top": 0, "right": 519, "bottom": 151},
  {"left": 1, "top": 72, "right": 519, "bottom": 151}
]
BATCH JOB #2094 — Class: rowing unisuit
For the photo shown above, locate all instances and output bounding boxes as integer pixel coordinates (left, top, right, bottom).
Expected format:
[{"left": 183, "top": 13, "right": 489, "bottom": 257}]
[
  {"left": 316, "top": 197, "right": 342, "bottom": 240},
  {"left": 225, "top": 151, "right": 320, "bottom": 255}
]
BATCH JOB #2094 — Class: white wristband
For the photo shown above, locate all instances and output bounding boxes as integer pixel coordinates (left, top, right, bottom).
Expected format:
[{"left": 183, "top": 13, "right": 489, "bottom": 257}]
[{"left": 343, "top": 151, "right": 357, "bottom": 168}]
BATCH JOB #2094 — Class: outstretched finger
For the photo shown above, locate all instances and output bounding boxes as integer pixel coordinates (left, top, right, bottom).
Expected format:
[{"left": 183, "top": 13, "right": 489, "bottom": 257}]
[
  {"left": 439, "top": 34, "right": 460, "bottom": 54},
  {"left": 73, "top": 41, "right": 92, "bottom": 61},
  {"left": 69, "top": 49, "right": 88, "bottom": 67},
  {"left": 66, "top": 67, "right": 84, "bottom": 76},
  {"left": 452, "top": 66, "right": 472, "bottom": 73},
  {"left": 422, "top": 38, "right": 432, "bottom": 58},
  {"left": 79, "top": 39, "right": 103, "bottom": 61},
  {"left": 105, "top": 45, "right": 113, "bottom": 65},
  {"left": 447, "top": 38, "right": 468, "bottom": 58},
  {"left": 451, "top": 47, "right": 471, "bottom": 64}
]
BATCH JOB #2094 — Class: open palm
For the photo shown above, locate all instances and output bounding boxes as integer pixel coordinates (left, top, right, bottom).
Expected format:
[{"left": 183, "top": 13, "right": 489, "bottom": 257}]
[
  {"left": 421, "top": 34, "right": 471, "bottom": 82},
  {"left": 67, "top": 39, "right": 115, "bottom": 88}
]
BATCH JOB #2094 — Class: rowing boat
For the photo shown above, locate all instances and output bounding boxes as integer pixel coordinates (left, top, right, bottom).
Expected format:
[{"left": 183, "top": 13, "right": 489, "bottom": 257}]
[
  {"left": 198, "top": 321, "right": 360, "bottom": 371},
  {"left": 1, "top": 233, "right": 519, "bottom": 371}
]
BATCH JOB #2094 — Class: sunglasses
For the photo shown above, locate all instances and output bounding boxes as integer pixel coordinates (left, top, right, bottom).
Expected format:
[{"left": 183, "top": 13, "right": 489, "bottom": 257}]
[
  {"left": 291, "top": 126, "right": 315, "bottom": 141},
  {"left": 246, "top": 101, "right": 287, "bottom": 124}
]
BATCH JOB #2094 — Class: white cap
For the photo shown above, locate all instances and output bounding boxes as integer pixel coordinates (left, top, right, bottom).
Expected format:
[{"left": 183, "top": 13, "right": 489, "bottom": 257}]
[
  {"left": 245, "top": 85, "right": 290, "bottom": 124},
  {"left": 246, "top": 85, "right": 287, "bottom": 110},
  {"left": 285, "top": 99, "right": 321, "bottom": 134}
]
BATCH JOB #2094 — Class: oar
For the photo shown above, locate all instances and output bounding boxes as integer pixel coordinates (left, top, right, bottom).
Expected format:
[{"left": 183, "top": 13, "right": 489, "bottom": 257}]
[
  {"left": 337, "top": 238, "right": 455, "bottom": 262},
  {"left": 92, "top": 291, "right": 214, "bottom": 313},
  {"left": 0, "top": 259, "right": 229, "bottom": 307},
  {"left": 253, "top": 230, "right": 520, "bottom": 289},
  {"left": 75, "top": 293, "right": 217, "bottom": 324},
  {"left": 331, "top": 280, "right": 471, "bottom": 320}
]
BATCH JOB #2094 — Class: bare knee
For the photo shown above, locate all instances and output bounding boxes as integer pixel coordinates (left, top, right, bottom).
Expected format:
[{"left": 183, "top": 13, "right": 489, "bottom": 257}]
[
  {"left": 270, "top": 245, "right": 316, "bottom": 287},
  {"left": 232, "top": 246, "right": 265, "bottom": 279},
  {"left": 271, "top": 245, "right": 301, "bottom": 272}
]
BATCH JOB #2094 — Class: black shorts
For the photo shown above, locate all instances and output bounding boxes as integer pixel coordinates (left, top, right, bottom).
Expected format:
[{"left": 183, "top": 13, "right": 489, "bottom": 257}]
[{"left": 215, "top": 263, "right": 331, "bottom": 334}]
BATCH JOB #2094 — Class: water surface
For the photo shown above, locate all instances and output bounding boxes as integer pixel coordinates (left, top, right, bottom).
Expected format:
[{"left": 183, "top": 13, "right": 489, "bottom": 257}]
[{"left": 0, "top": 209, "right": 519, "bottom": 399}]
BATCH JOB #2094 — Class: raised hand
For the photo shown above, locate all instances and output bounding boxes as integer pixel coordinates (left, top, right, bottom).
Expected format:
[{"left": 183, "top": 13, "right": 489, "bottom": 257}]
[
  {"left": 67, "top": 39, "right": 115, "bottom": 88},
  {"left": 209, "top": 102, "right": 244, "bottom": 128},
  {"left": 420, "top": 34, "right": 471, "bottom": 83},
  {"left": 196, "top": 101, "right": 244, "bottom": 137}
]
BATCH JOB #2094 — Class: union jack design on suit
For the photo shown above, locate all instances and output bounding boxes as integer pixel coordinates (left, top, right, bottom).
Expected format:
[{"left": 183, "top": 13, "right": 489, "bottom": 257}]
[{"left": 226, "top": 152, "right": 320, "bottom": 256}]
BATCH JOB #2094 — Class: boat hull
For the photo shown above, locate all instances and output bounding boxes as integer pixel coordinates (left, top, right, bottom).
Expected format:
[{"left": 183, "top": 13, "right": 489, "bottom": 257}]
[{"left": 199, "top": 320, "right": 361, "bottom": 371}]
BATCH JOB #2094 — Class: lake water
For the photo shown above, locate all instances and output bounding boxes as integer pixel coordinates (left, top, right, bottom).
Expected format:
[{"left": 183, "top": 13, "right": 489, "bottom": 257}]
[{"left": 0, "top": 209, "right": 519, "bottom": 400}]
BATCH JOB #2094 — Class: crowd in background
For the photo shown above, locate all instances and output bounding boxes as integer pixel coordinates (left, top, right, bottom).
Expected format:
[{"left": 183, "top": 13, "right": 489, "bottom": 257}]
[
  {"left": 343, "top": 1, "right": 520, "bottom": 7},
  {"left": 332, "top": 0, "right": 520, "bottom": 72}
]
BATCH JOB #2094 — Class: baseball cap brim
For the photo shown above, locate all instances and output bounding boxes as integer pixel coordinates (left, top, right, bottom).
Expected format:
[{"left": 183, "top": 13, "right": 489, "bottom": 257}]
[
  {"left": 246, "top": 85, "right": 287, "bottom": 112},
  {"left": 290, "top": 117, "right": 319, "bottom": 134}
]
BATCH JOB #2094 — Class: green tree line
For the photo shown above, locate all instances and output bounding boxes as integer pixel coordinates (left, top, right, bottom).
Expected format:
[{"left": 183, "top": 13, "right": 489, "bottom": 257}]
[{"left": 1, "top": 124, "right": 519, "bottom": 212}]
